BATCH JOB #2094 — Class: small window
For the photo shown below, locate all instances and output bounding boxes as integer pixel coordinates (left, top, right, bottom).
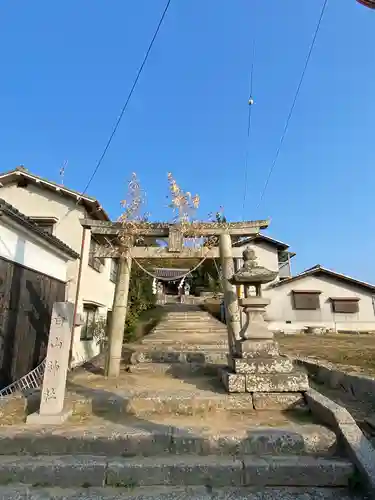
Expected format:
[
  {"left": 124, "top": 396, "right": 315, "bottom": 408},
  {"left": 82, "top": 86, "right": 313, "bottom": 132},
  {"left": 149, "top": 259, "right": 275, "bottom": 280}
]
[
  {"left": 331, "top": 298, "right": 359, "bottom": 314},
  {"left": 80, "top": 306, "right": 98, "bottom": 341},
  {"left": 292, "top": 291, "right": 321, "bottom": 310},
  {"left": 36, "top": 223, "right": 54, "bottom": 234},
  {"left": 110, "top": 259, "right": 118, "bottom": 283},
  {"left": 88, "top": 238, "right": 105, "bottom": 272},
  {"left": 29, "top": 217, "right": 58, "bottom": 235}
]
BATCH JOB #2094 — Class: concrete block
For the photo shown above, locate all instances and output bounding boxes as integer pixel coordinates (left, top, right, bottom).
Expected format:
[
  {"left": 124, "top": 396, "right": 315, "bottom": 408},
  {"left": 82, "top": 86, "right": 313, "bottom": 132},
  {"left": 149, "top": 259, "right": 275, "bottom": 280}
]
[
  {"left": 235, "top": 340, "right": 280, "bottom": 359},
  {"left": 0, "top": 455, "right": 106, "bottom": 487},
  {"left": 306, "top": 388, "right": 375, "bottom": 496},
  {"left": 26, "top": 408, "right": 72, "bottom": 425},
  {"left": 253, "top": 392, "right": 307, "bottom": 411},
  {"left": 305, "top": 389, "right": 356, "bottom": 428},
  {"left": 0, "top": 485, "right": 361, "bottom": 500},
  {"left": 230, "top": 357, "right": 294, "bottom": 374},
  {"left": 239, "top": 426, "right": 336, "bottom": 456},
  {"left": 243, "top": 456, "right": 353, "bottom": 487},
  {"left": 220, "top": 368, "right": 246, "bottom": 393},
  {"left": 106, "top": 456, "right": 243, "bottom": 487},
  {"left": 245, "top": 372, "right": 309, "bottom": 393}
]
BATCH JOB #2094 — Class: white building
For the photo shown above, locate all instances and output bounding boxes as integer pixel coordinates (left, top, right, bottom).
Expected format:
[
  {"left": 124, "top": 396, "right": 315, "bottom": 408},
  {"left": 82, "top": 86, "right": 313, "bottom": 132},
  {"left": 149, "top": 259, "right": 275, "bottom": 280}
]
[
  {"left": 0, "top": 166, "right": 116, "bottom": 366},
  {"left": 233, "top": 235, "right": 375, "bottom": 333},
  {"left": 0, "top": 198, "right": 78, "bottom": 385}
]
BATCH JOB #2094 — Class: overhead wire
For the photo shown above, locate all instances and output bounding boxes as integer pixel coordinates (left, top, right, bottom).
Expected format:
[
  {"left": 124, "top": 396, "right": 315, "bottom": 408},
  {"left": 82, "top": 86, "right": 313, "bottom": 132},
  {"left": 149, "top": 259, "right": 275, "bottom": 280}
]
[
  {"left": 81, "top": 0, "right": 172, "bottom": 197},
  {"left": 241, "top": 38, "right": 256, "bottom": 220},
  {"left": 55, "top": 0, "right": 172, "bottom": 229},
  {"left": 255, "top": 0, "right": 328, "bottom": 211}
]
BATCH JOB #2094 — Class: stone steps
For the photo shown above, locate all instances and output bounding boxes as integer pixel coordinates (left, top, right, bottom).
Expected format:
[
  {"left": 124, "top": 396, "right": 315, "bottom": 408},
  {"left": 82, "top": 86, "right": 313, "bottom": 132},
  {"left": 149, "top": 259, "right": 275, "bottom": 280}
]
[
  {"left": 140, "top": 339, "right": 229, "bottom": 347},
  {"left": 0, "top": 485, "right": 362, "bottom": 500},
  {"left": 0, "top": 419, "right": 338, "bottom": 457},
  {"left": 0, "top": 455, "right": 355, "bottom": 489},
  {"left": 125, "top": 362, "right": 224, "bottom": 376},
  {"left": 72, "top": 391, "right": 256, "bottom": 417},
  {"left": 123, "top": 349, "right": 229, "bottom": 365},
  {"left": 151, "top": 328, "right": 227, "bottom": 334},
  {"left": 160, "top": 322, "right": 221, "bottom": 327},
  {"left": 142, "top": 345, "right": 228, "bottom": 351}
]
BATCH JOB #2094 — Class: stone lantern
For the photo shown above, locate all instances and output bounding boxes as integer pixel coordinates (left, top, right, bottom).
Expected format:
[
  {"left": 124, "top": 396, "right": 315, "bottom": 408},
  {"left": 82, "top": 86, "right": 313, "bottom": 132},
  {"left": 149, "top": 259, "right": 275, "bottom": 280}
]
[
  {"left": 220, "top": 247, "right": 309, "bottom": 409},
  {"left": 232, "top": 247, "right": 278, "bottom": 342}
]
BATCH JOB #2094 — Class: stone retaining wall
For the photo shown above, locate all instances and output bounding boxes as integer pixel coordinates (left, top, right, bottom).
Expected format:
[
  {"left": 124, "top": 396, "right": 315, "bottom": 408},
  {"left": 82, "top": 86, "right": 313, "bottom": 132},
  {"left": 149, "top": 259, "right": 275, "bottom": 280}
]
[{"left": 295, "top": 358, "right": 375, "bottom": 404}]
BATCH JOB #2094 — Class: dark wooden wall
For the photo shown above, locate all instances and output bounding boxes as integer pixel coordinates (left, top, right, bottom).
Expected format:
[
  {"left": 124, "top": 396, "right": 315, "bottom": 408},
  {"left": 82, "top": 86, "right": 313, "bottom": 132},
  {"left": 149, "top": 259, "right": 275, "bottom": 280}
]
[{"left": 0, "top": 257, "right": 65, "bottom": 388}]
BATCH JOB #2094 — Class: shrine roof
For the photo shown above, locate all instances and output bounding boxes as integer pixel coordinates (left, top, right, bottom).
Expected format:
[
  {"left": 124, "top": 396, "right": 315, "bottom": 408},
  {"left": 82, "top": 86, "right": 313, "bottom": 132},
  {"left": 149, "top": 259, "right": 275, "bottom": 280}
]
[{"left": 153, "top": 268, "right": 190, "bottom": 279}]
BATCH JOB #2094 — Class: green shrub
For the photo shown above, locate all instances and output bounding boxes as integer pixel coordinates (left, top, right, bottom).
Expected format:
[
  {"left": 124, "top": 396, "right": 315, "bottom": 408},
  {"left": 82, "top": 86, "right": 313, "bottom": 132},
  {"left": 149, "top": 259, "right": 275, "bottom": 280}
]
[{"left": 124, "top": 264, "right": 156, "bottom": 342}]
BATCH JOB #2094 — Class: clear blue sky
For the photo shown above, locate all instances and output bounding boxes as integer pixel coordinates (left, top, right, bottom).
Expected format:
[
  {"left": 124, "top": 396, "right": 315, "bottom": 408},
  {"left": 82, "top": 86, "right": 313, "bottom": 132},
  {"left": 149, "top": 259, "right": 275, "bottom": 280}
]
[{"left": 1, "top": 1, "right": 374, "bottom": 281}]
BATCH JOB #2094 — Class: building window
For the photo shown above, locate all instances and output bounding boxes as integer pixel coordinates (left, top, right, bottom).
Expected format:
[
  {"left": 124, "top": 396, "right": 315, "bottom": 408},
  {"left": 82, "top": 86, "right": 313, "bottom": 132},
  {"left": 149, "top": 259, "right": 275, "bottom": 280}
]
[
  {"left": 331, "top": 298, "right": 359, "bottom": 314},
  {"left": 80, "top": 305, "right": 98, "bottom": 341},
  {"left": 110, "top": 259, "right": 119, "bottom": 283},
  {"left": 29, "top": 217, "right": 58, "bottom": 235},
  {"left": 88, "top": 238, "right": 105, "bottom": 272},
  {"left": 292, "top": 290, "right": 321, "bottom": 310}
]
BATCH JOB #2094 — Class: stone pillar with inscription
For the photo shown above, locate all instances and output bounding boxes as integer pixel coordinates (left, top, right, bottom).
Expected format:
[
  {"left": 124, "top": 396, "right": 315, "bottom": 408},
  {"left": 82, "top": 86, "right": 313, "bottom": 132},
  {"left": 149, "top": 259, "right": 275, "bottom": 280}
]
[
  {"left": 219, "top": 232, "right": 241, "bottom": 355},
  {"left": 27, "top": 302, "right": 74, "bottom": 424}
]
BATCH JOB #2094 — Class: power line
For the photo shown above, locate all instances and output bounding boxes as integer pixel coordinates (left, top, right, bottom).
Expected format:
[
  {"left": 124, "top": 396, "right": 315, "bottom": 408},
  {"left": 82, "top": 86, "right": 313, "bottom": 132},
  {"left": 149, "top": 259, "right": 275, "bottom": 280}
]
[
  {"left": 241, "top": 39, "right": 256, "bottom": 219},
  {"left": 81, "top": 0, "right": 172, "bottom": 197},
  {"left": 54, "top": 0, "right": 172, "bottom": 229},
  {"left": 255, "top": 0, "right": 328, "bottom": 211}
]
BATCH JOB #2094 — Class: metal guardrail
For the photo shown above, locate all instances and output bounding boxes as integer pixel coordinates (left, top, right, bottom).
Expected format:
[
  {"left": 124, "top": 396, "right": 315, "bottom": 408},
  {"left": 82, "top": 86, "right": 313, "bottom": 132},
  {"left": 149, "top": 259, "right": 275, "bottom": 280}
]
[{"left": 0, "top": 359, "right": 46, "bottom": 398}]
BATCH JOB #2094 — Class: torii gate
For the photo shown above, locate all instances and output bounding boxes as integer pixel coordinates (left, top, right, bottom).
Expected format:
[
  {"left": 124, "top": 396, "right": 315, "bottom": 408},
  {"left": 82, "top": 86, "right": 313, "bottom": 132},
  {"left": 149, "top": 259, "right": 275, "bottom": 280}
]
[{"left": 79, "top": 218, "right": 269, "bottom": 377}]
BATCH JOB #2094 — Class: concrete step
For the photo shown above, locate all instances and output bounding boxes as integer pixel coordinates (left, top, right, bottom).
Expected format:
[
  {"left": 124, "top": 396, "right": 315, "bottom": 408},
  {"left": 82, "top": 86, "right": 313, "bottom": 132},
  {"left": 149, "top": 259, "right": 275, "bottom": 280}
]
[
  {"left": 125, "top": 362, "right": 224, "bottom": 376},
  {"left": 0, "top": 485, "right": 362, "bottom": 500},
  {"left": 0, "top": 419, "right": 338, "bottom": 457},
  {"left": 152, "top": 326, "right": 227, "bottom": 333},
  {"left": 123, "top": 349, "right": 229, "bottom": 365},
  {"left": 164, "top": 315, "right": 214, "bottom": 321},
  {"left": 0, "top": 455, "right": 355, "bottom": 488},
  {"left": 140, "top": 338, "right": 229, "bottom": 347}
]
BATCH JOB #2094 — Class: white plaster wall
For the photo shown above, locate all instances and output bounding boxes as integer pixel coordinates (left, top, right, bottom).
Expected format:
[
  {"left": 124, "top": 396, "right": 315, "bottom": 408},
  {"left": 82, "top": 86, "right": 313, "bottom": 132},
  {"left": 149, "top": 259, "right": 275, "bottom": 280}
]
[
  {"left": 236, "top": 241, "right": 279, "bottom": 272},
  {"left": 0, "top": 217, "right": 69, "bottom": 281},
  {"left": 264, "top": 274, "right": 375, "bottom": 332},
  {"left": 0, "top": 183, "right": 115, "bottom": 365},
  {"left": 0, "top": 183, "right": 115, "bottom": 305}
]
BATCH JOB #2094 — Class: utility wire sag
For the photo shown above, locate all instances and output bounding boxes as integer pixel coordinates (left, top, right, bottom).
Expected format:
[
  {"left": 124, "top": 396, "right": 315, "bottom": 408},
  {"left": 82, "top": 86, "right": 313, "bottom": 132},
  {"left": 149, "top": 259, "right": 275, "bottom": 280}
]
[
  {"left": 81, "top": 0, "right": 172, "bottom": 196},
  {"left": 54, "top": 0, "right": 172, "bottom": 229}
]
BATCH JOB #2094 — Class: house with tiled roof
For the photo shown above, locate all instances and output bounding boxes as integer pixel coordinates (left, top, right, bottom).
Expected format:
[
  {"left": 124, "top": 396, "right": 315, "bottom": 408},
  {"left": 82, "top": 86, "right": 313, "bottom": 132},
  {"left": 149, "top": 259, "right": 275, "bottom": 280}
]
[
  {"left": 234, "top": 236, "right": 375, "bottom": 333},
  {"left": 0, "top": 199, "right": 79, "bottom": 386},
  {"left": 0, "top": 166, "right": 117, "bottom": 367}
]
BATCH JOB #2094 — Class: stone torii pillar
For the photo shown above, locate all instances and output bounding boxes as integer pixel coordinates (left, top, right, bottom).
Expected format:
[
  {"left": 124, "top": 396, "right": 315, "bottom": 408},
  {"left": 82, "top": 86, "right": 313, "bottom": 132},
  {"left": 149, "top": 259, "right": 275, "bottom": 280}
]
[
  {"left": 106, "top": 251, "right": 132, "bottom": 377},
  {"left": 219, "top": 232, "right": 241, "bottom": 355}
]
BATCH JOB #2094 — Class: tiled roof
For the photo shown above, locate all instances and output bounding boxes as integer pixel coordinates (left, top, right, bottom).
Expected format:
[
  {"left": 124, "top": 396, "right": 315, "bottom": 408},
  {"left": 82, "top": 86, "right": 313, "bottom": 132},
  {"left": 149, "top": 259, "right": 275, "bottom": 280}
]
[
  {"left": 0, "top": 198, "right": 79, "bottom": 259},
  {"left": 153, "top": 268, "right": 190, "bottom": 279},
  {"left": 0, "top": 167, "right": 110, "bottom": 221},
  {"left": 233, "top": 234, "right": 290, "bottom": 250},
  {"left": 273, "top": 264, "right": 375, "bottom": 292}
]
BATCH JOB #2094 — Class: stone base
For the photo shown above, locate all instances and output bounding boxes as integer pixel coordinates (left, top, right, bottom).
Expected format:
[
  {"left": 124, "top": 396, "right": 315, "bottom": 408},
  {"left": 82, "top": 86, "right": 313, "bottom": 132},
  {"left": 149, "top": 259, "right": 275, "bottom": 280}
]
[
  {"left": 245, "top": 372, "right": 309, "bottom": 393},
  {"left": 235, "top": 340, "right": 280, "bottom": 358},
  {"left": 229, "top": 356, "right": 294, "bottom": 374},
  {"left": 220, "top": 362, "right": 309, "bottom": 394},
  {"left": 253, "top": 392, "right": 307, "bottom": 411},
  {"left": 26, "top": 409, "right": 72, "bottom": 425},
  {"left": 219, "top": 368, "right": 246, "bottom": 393}
]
